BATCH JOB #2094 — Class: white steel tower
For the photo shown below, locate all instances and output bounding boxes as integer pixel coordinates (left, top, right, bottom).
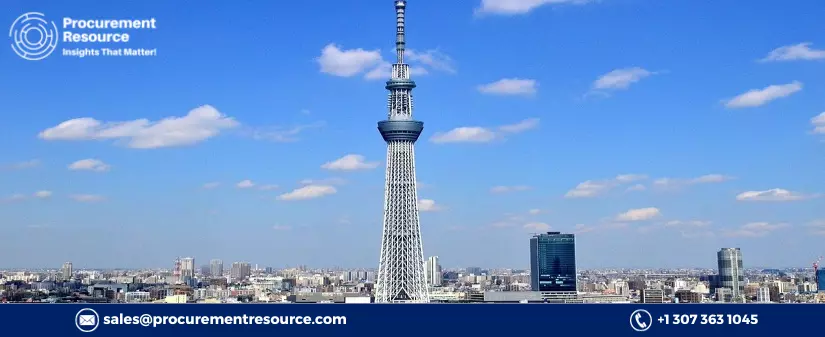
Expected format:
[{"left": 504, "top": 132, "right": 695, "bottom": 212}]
[{"left": 375, "top": 0, "right": 429, "bottom": 303}]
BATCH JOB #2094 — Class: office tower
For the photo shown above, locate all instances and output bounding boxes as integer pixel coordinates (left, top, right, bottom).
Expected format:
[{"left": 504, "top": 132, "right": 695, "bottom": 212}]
[
  {"left": 640, "top": 288, "right": 665, "bottom": 303},
  {"left": 717, "top": 248, "right": 744, "bottom": 300},
  {"left": 200, "top": 265, "right": 210, "bottom": 277},
  {"left": 210, "top": 259, "right": 224, "bottom": 277},
  {"left": 466, "top": 266, "right": 482, "bottom": 275},
  {"left": 180, "top": 257, "right": 195, "bottom": 278},
  {"left": 425, "top": 256, "right": 442, "bottom": 287},
  {"left": 530, "top": 232, "right": 577, "bottom": 292},
  {"left": 61, "top": 262, "right": 73, "bottom": 281},
  {"left": 817, "top": 269, "right": 825, "bottom": 292},
  {"left": 757, "top": 287, "right": 771, "bottom": 302},
  {"left": 231, "top": 262, "right": 251, "bottom": 282},
  {"left": 375, "top": 0, "right": 428, "bottom": 304}
]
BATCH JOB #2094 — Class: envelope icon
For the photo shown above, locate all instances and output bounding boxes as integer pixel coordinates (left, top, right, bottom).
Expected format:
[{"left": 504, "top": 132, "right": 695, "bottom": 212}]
[{"left": 79, "top": 315, "right": 96, "bottom": 326}]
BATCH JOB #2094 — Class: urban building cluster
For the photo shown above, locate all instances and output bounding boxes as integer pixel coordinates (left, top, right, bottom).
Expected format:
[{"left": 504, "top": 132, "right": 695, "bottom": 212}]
[{"left": 2, "top": 234, "right": 823, "bottom": 304}]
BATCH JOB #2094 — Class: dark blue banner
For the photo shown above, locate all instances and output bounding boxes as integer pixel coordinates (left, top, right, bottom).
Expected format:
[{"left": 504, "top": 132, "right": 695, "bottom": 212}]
[{"left": 2, "top": 304, "right": 822, "bottom": 336}]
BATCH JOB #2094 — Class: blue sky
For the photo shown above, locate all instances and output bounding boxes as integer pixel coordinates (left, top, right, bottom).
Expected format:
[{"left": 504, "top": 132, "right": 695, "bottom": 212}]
[{"left": 1, "top": 0, "right": 824, "bottom": 269}]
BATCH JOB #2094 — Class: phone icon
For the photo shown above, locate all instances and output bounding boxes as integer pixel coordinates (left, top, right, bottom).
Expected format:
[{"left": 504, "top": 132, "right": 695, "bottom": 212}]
[{"left": 629, "top": 309, "right": 652, "bottom": 332}]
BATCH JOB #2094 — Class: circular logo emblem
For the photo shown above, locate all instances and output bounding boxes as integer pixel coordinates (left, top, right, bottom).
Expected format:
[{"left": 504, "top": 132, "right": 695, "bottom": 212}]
[
  {"left": 9, "top": 12, "right": 59, "bottom": 61},
  {"left": 75, "top": 308, "right": 100, "bottom": 333},
  {"left": 629, "top": 309, "right": 652, "bottom": 332}
]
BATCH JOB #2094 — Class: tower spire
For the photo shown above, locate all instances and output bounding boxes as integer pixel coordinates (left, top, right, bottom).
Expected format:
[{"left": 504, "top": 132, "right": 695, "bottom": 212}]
[{"left": 394, "top": 0, "right": 406, "bottom": 64}]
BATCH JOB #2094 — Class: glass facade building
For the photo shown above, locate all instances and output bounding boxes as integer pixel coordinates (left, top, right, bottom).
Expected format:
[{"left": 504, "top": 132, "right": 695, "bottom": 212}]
[
  {"left": 717, "top": 248, "right": 745, "bottom": 299},
  {"left": 530, "top": 232, "right": 577, "bottom": 292},
  {"left": 817, "top": 269, "right": 825, "bottom": 292}
]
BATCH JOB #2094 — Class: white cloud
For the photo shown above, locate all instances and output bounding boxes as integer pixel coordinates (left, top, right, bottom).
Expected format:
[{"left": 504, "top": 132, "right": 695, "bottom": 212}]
[
  {"left": 248, "top": 122, "right": 325, "bottom": 142},
  {"left": 663, "top": 220, "right": 711, "bottom": 228},
  {"left": 430, "top": 118, "right": 539, "bottom": 144},
  {"left": 406, "top": 49, "right": 456, "bottom": 73},
  {"left": 316, "top": 44, "right": 384, "bottom": 77},
  {"left": 277, "top": 185, "right": 337, "bottom": 201},
  {"left": 68, "top": 159, "right": 111, "bottom": 172},
  {"left": 38, "top": 105, "right": 238, "bottom": 149},
  {"left": 478, "top": 78, "right": 537, "bottom": 95},
  {"left": 202, "top": 182, "right": 220, "bottom": 189},
  {"left": 2, "top": 159, "right": 40, "bottom": 170},
  {"left": 735, "top": 188, "right": 815, "bottom": 201},
  {"left": 722, "top": 222, "right": 789, "bottom": 237},
  {"left": 811, "top": 112, "right": 825, "bottom": 134},
  {"left": 616, "top": 207, "right": 661, "bottom": 221},
  {"left": 592, "top": 67, "right": 653, "bottom": 90},
  {"left": 475, "top": 0, "right": 590, "bottom": 15},
  {"left": 523, "top": 222, "right": 551, "bottom": 231},
  {"left": 236, "top": 180, "right": 255, "bottom": 189},
  {"left": 317, "top": 45, "right": 454, "bottom": 80},
  {"left": 724, "top": 81, "right": 802, "bottom": 108},
  {"left": 490, "top": 185, "right": 531, "bottom": 193},
  {"left": 652, "top": 174, "right": 733, "bottom": 189},
  {"left": 69, "top": 194, "right": 104, "bottom": 202},
  {"left": 299, "top": 178, "right": 347, "bottom": 186},
  {"left": 321, "top": 154, "right": 380, "bottom": 171},
  {"left": 418, "top": 199, "right": 442, "bottom": 212},
  {"left": 272, "top": 225, "right": 292, "bottom": 231},
  {"left": 33, "top": 190, "right": 52, "bottom": 198},
  {"left": 565, "top": 174, "right": 647, "bottom": 198},
  {"left": 528, "top": 208, "right": 542, "bottom": 215},
  {"left": 808, "top": 220, "right": 825, "bottom": 236},
  {"left": 760, "top": 42, "right": 825, "bottom": 62}
]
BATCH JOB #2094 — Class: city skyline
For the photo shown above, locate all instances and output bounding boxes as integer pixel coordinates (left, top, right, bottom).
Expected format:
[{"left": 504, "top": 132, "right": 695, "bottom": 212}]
[{"left": 2, "top": 0, "right": 825, "bottom": 269}]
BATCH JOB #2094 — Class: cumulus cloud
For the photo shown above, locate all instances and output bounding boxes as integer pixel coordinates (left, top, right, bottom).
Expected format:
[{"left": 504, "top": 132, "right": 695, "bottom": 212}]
[
  {"left": 236, "top": 180, "right": 255, "bottom": 189},
  {"left": 38, "top": 105, "right": 238, "bottom": 149},
  {"left": 317, "top": 44, "right": 454, "bottom": 80},
  {"left": 34, "top": 190, "right": 52, "bottom": 198},
  {"left": 735, "top": 188, "right": 815, "bottom": 201},
  {"left": 277, "top": 185, "right": 337, "bottom": 201},
  {"left": 759, "top": 43, "right": 825, "bottom": 62},
  {"left": 430, "top": 118, "right": 539, "bottom": 144},
  {"left": 68, "top": 159, "right": 111, "bottom": 172},
  {"left": 811, "top": 112, "right": 825, "bottom": 135},
  {"left": 592, "top": 67, "right": 653, "bottom": 90},
  {"left": 475, "top": 0, "right": 592, "bottom": 15},
  {"left": 69, "top": 194, "right": 104, "bottom": 202},
  {"left": 477, "top": 78, "right": 537, "bottom": 95},
  {"left": 418, "top": 199, "right": 442, "bottom": 212},
  {"left": 321, "top": 154, "right": 380, "bottom": 171},
  {"left": 722, "top": 222, "right": 789, "bottom": 237},
  {"left": 616, "top": 207, "right": 661, "bottom": 221},
  {"left": 723, "top": 81, "right": 802, "bottom": 108},
  {"left": 565, "top": 174, "right": 647, "bottom": 198}
]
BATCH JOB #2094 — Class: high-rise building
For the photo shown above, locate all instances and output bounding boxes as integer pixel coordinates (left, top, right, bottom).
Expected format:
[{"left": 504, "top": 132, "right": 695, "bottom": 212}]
[
  {"left": 816, "top": 269, "right": 825, "bottom": 292},
  {"left": 530, "top": 232, "right": 577, "bottom": 292},
  {"left": 756, "top": 287, "right": 771, "bottom": 302},
  {"left": 717, "top": 248, "right": 744, "bottom": 300},
  {"left": 425, "top": 256, "right": 442, "bottom": 287},
  {"left": 61, "top": 262, "right": 73, "bottom": 281},
  {"left": 231, "top": 262, "right": 251, "bottom": 282},
  {"left": 210, "top": 259, "right": 224, "bottom": 278},
  {"left": 374, "top": 0, "right": 428, "bottom": 304}
]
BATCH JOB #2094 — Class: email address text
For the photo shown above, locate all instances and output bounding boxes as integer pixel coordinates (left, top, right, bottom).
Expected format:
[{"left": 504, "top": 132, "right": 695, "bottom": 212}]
[{"left": 102, "top": 314, "right": 347, "bottom": 327}]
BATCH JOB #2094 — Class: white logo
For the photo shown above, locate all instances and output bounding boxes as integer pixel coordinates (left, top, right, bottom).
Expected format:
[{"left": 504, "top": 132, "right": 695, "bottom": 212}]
[
  {"left": 629, "top": 309, "right": 652, "bottom": 332},
  {"left": 9, "top": 12, "right": 59, "bottom": 61},
  {"left": 75, "top": 308, "right": 100, "bottom": 333}
]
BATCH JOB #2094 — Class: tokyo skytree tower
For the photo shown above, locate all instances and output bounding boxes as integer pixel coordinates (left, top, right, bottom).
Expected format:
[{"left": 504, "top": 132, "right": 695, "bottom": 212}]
[{"left": 374, "top": 0, "right": 429, "bottom": 303}]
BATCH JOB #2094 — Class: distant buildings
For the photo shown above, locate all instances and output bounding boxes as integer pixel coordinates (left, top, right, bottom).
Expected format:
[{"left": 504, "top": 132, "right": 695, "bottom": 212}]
[
  {"left": 425, "top": 256, "right": 442, "bottom": 286},
  {"left": 640, "top": 288, "right": 665, "bottom": 303},
  {"left": 530, "top": 232, "right": 577, "bottom": 292},
  {"left": 210, "top": 259, "right": 224, "bottom": 278}
]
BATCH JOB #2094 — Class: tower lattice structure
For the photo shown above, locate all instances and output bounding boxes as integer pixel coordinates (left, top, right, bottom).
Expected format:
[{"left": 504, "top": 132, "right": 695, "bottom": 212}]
[{"left": 374, "top": 0, "right": 429, "bottom": 303}]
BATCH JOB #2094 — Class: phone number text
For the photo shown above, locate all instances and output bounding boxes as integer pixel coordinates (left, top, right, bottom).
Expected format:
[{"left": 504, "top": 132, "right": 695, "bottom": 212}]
[{"left": 658, "top": 314, "right": 758, "bottom": 325}]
